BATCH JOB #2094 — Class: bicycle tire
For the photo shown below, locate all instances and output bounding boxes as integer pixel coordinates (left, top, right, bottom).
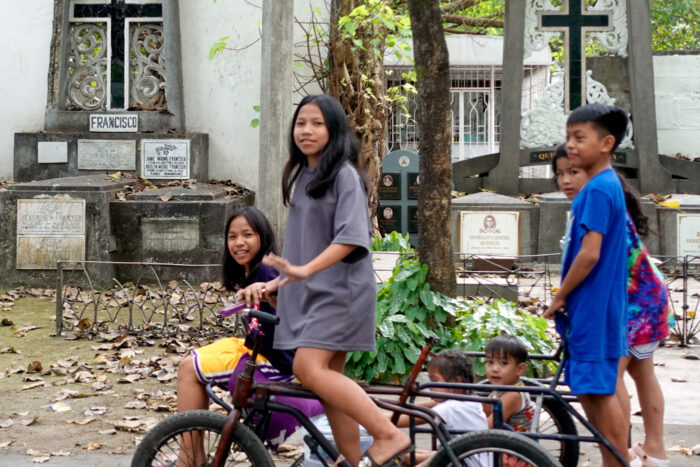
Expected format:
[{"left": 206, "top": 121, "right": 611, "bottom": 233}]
[
  {"left": 477, "top": 377, "right": 578, "bottom": 466},
  {"left": 539, "top": 397, "right": 579, "bottom": 467},
  {"left": 428, "top": 429, "right": 562, "bottom": 467},
  {"left": 131, "top": 409, "right": 274, "bottom": 467}
]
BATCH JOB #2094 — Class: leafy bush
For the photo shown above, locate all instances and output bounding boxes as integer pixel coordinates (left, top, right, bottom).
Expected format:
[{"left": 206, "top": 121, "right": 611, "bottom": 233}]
[
  {"left": 453, "top": 299, "right": 557, "bottom": 378},
  {"left": 345, "top": 254, "right": 459, "bottom": 383},
  {"left": 370, "top": 231, "right": 413, "bottom": 252},
  {"left": 348, "top": 232, "right": 557, "bottom": 383}
]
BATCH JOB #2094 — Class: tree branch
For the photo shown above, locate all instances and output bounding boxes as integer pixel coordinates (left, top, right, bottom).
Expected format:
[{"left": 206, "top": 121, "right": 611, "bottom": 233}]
[{"left": 442, "top": 14, "right": 504, "bottom": 29}]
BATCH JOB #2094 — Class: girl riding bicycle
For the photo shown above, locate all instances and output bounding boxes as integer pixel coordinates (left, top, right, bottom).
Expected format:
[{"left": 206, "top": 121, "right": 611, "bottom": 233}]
[{"left": 240, "top": 94, "right": 410, "bottom": 466}]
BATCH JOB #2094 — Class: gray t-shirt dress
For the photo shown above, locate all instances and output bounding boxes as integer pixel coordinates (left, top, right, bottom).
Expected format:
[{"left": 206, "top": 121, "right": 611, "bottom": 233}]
[{"left": 274, "top": 162, "right": 377, "bottom": 352}]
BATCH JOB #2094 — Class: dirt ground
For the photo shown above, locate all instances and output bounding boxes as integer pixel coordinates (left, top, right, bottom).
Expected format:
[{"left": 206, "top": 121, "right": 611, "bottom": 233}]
[
  {"left": 0, "top": 294, "right": 197, "bottom": 461},
  {"left": 1, "top": 293, "right": 699, "bottom": 466}
]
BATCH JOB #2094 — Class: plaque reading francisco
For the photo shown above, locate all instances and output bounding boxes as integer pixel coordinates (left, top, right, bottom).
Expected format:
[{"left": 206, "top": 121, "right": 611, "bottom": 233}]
[
  {"left": 460, "top": 211, "right": 520, "bottom": 256},
  {"left": 142, "top": 140, "right": 191, "bottom": 179},
  {"left": 16, "top": 198, "right": 86, "bottom": 269}
]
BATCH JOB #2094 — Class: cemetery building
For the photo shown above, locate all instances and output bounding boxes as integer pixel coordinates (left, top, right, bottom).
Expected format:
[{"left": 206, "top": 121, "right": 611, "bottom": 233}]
[
  {"left": 0, "top": 0, "right": 700, "bottom": 288},
  {"left": 385, "top": 35, "right": 552, "bottom": 163}
]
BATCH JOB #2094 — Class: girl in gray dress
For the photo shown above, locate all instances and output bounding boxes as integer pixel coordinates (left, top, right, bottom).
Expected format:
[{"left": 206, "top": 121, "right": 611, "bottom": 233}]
[{"left": 239, "top": 95, "right": 411, "bottom": 466}]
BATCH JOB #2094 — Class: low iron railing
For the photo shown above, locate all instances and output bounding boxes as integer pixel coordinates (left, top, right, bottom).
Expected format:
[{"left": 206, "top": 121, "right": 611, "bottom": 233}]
[{"left": 55, "top": 254, "right": 698, "bottom": 346}]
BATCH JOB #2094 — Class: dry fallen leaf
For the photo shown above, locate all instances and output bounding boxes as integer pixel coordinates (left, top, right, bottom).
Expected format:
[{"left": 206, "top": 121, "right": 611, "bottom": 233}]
[
  {"left": 85, "top": 442, "right": 103, "bottom": 450},
  {"left": 99, "top": 428, "right": 117, "bottom": 435},
  {"left": 67, "top": 418, "right": 95, "bottom": 425},
  {"left": 159, "top": 193, "right": 173, "bottom": 202},
  {"left": 0, "top": 440, "right": 14, "bottom": 448},
  {"left": 51, "top": 450, "right": 71, "bottom": 456},
  {"left": 20, "top": 382, "right": 45, "bottom": 391},
  {"left": 0, "top": 419, "right": 14, "bottom": 428},
  {"left": 671, "top": 377, "right": 688, "bottom": 383},
  {"left": 26, "top": 448, "right": 50, "bottom": 457},
  {"left": 27, "top": 361, "right": 43, "bottom": 373},
  {"left": 18, "top": 415, "right": 38, "bottom": 426},
  {"left": 31, "top": 457, "right": 50, "bottom": 464}
]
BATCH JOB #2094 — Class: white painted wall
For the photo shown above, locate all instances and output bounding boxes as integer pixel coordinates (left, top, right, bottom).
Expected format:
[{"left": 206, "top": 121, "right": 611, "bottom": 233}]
[
  {"left": 179, "top": 0, "right": 263, "bottom": 189},
  {"left": 0, "top": 0, "right": 54, "bottom": 179},
  {"left": 180, "top": 0, "right": 325, "bottom": 191},
  {"left": 654, "top": 55, "right": 700, "bottom": 158}
]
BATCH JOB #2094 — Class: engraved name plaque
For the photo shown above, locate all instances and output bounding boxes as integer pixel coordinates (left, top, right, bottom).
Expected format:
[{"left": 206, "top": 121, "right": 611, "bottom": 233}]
[
  {"left": 16, "top": 198, "right": 86, "bottom": 270},
  {"left": 78, "top": 139, "right": 136, "bottom": 170},
  {"left": 142, "top": 140, "right": 190, "bottom": 179}
]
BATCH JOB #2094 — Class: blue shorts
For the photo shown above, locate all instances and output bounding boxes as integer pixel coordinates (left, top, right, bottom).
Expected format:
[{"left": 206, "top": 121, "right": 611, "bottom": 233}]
[{"left": 563, "top": 357, "right": 618, "bottom": 395}]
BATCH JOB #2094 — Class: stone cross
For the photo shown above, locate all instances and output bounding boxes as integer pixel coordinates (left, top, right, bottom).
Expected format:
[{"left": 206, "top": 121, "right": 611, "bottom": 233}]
[
  {"left": 487, "top": 0, "right": 672, "bottom": 195},
  {"left": 539, "top": 0, "right": 610, "bottom": 110},
  {"left": 72, "top": 0, "right": 163, "bottom": 109}
]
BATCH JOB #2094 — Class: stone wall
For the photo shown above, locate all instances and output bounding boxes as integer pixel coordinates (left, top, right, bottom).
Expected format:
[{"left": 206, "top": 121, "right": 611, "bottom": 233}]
[
  {"left": 0, "top": 0, "right": 324, "bottom": 190},
  {"left": 654, "top": 53, "right": 700, "bottom": 158}
]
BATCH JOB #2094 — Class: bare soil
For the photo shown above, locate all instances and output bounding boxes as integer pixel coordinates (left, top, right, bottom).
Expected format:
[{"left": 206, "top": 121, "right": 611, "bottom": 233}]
[{"left": 0, "top": 294, "right": 193, "bottom": 461}]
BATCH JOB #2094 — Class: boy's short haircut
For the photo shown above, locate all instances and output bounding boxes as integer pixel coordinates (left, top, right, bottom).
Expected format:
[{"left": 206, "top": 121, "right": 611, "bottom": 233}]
[
  {"left": 485, "top": 335, "right": 529, "bottom": 364},
  {"left": 567, "top": 103, "right": 629, "bottom": 152},
  {"left": 427, "top": 349, "right": 474, "bottom": 384}
]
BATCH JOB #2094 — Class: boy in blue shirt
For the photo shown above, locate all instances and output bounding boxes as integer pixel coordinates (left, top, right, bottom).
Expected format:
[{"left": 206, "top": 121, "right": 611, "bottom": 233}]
[{"left": 544, "top": 104, "right": 630, "bottom": 466}]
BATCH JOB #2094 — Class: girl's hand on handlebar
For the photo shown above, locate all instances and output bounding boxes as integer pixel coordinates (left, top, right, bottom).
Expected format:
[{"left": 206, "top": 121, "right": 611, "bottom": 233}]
[
  {"left": 236, "top": 281, "right": 269, "bottom": 307},
  {"left": 262, "top": 253, "right": 309, "bottom": 287}
]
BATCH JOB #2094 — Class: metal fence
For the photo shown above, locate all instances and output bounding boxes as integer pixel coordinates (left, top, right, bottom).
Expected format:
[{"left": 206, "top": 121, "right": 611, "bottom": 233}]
[
  {"left": 55, "top": 260, "right": 244, "bottom": 339},
  {"left": 55, "top": 254, "right": 699, "bottom": 346}
]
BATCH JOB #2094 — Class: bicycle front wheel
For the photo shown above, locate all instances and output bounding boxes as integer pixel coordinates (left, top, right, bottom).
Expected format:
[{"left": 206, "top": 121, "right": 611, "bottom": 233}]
[
  {"left": 428, "top": 429, "right": 562, "bottom": 467},
  {"left": 131, "top": 410, "right": 274, "bottom": 467}
]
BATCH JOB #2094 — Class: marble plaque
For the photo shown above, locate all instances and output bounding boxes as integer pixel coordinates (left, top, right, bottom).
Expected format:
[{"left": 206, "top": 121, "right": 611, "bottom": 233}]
[
  {"left": 16, "top": 198, "right": 86, "bottom": 269},
  {"left": 89, "top": 114, "right": 138, "bottom": 132},
  {"left": 677, "top": 214, "right": 700, "bottom": 257},
  {"left": 408, "top": 206, "right": 419, "bottom": 234},
  {"left": 141, "top": 140, "right": 190, "bottom": 179},
  {"left": 78, "top": 139, "right": 136, "bottom": 170},
  {"left": 377, "top": 173, "right": 401, "bottom": 200},
  {"left": 460, "top": 211, "right": 520, "bottom": 256},
  {"left": 38, "top": 141, "right": 68, "bottom": 163},
  {"left": 408, "top": 173, "right": 420, "bottom": 200},
  {"left": 378, "top": 205, "right": 401, "bottom": 234},
  {"left": 142, "top": 218, "right": 200, "bottom": 252}
]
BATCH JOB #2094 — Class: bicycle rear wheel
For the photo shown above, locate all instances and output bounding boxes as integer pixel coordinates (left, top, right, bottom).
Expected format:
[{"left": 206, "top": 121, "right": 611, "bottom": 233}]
[
  {"left": 131, "top": 410, "right": 274, "bottom": 467},
  {"left": 428, "top": 429, "right": 561, "bottom": 467},
  {"left": 538, "top": 397, "right": 578, "bottom": 467}
]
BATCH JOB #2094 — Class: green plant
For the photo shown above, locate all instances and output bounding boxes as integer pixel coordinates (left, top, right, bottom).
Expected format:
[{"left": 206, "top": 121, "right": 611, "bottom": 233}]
[
  {"left": 453, "top": 299, "right": 557, "bottom": 378},
  {"left": 345, "top": 256, "right": 458, "bottom": 383},
  {"left": 370, "top": 231, "right": 413, "bottom": 253}
]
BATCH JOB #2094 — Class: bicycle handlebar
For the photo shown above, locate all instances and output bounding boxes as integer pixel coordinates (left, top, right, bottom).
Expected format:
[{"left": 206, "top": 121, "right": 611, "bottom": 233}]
[{"left": 218, "top": 303, "right": 280, "bottom": 326}]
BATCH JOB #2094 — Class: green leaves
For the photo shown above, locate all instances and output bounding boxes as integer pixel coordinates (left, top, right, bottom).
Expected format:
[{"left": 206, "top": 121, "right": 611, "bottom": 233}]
[
  {"left": 208, "top": 36, "right": 229, "bottom": 60},
  {"left": 453, "top": 299, "right": 557, "bottom": 378},
  {"left": 347, "top": 232, "right": 556, "bottom": 384}
]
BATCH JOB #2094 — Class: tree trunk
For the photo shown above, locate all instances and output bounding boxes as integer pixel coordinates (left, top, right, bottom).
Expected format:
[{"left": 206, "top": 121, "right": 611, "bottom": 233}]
[
  {"left": 406, "top": 0, "right": 456, "bottom": 297},
  {"left": 329, "top": 0, "right": 388, "bottom": 232}
]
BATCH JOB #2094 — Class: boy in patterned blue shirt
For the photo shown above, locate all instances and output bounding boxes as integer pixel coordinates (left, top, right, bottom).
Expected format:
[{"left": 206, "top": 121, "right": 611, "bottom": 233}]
[{"left": 544, "top": 104, "right": 630, "bottom": 466}]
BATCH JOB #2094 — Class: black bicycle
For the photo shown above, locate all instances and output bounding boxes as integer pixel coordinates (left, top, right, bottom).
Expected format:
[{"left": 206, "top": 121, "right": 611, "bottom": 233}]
[{"left": 132, "top": 307, "right": 560, "bottom": 466}]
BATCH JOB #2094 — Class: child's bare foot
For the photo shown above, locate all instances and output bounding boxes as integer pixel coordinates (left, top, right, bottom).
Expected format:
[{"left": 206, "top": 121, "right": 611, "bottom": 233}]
[{"left": 360, "top": 430, "right": 411, "bottom": 466}]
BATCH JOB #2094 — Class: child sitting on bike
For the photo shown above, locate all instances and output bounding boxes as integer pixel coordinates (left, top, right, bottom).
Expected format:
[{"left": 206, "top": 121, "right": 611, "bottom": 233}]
[
  {"left": 176, "top": 207, "right": 296, "bottom": 417},
  {"left": 395, "top": 349, "right": 488, "bottom": 467},
  {"left": 483, "top": 335, "right": 535, "bottom": 432}
]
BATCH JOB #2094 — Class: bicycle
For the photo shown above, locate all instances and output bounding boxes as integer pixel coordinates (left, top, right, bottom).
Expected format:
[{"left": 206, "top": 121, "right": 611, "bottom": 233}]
[
  {"left": 425, "top": 346, "right": 629, "bottom": 467},
  {"left": 132, "top": 307, "right": 560, "bottom": 466}
]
